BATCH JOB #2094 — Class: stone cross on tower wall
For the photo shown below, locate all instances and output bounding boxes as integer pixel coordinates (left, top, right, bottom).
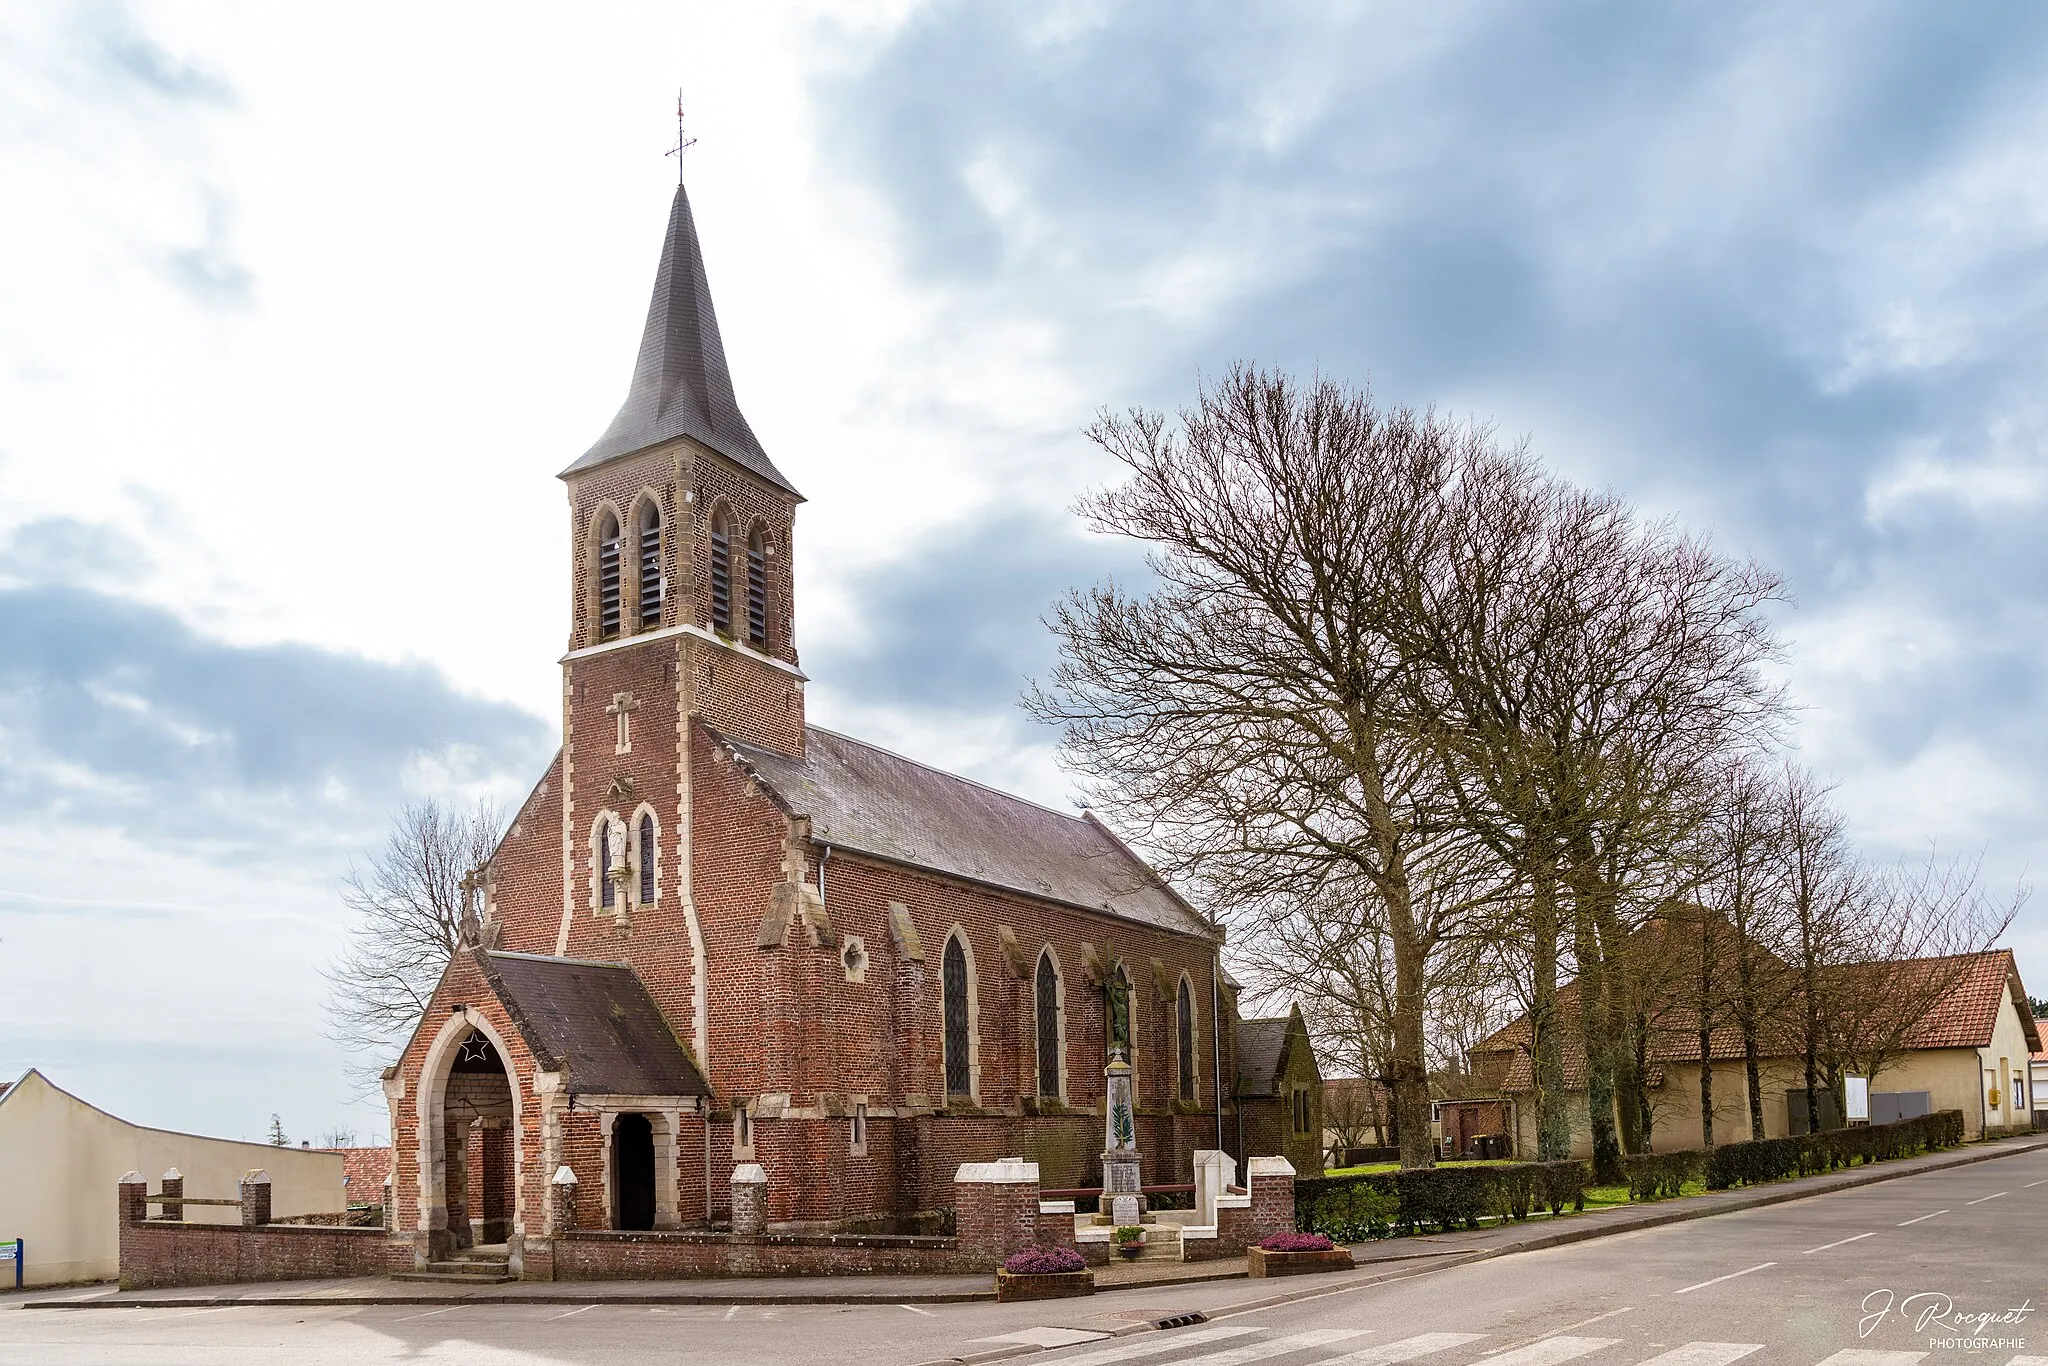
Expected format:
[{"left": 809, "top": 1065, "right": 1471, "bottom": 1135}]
[{"left": 607, "top": 691, "right": 639, "bottom": 755}]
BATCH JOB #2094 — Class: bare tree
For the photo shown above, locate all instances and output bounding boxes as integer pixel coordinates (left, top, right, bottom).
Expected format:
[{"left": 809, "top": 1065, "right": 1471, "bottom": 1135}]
[
  {"left": 325, "top": 798, "right": 504, "bottom": 1091},
  {"left": 1030, "top": 368, "right": 1506, "bottom": 1168}
]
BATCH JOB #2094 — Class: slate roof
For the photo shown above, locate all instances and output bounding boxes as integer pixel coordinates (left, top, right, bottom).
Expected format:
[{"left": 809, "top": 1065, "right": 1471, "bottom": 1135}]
[
  {"left": 1236, "top": 1016, "right": 1293, "bottom": 1098},
  {"left": 483, "top": 951, "right": 709, "bottom": 1098},
  {"left": 715, "top": 724, "right": 1215, "bottom": 939},
  {"left": 563, "top": 182, "right": 799, "bottom": 497}
]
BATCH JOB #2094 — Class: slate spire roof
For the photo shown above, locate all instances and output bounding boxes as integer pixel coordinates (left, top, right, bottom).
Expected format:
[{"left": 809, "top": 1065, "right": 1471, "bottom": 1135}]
[{"left": 563, "top": 182, "right": 799, "bottom": 497}]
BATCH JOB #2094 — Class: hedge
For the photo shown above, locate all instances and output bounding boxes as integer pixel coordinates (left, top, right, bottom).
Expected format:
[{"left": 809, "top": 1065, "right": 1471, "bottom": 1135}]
[
  {"left": 1622, "top": 1151, "right": 1702, "bottom": 1201},
  {"left": 1704, "top": 1110, "right": 1965, "bottom": 1190},
  {"left": 1296, "top": 1159, "right": 1588, "bottom": 1238}
]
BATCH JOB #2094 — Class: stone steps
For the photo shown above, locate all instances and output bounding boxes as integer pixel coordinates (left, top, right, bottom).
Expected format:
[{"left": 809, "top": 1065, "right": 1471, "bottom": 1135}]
[{"left": 390, "top": 1255, "right": 517, "bottom": 1285}]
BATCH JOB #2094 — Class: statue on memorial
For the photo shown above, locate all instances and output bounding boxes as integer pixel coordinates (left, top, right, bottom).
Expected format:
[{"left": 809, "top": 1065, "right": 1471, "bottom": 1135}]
[{"left": 1103, "top": 960, "right": 1131, "bottom": 1058}]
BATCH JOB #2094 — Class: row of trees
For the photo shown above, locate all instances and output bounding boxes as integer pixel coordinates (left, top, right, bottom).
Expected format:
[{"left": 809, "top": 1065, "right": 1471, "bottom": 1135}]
[{"left": 1031, "top": 365, "right": 2020, "bottom": 1180}]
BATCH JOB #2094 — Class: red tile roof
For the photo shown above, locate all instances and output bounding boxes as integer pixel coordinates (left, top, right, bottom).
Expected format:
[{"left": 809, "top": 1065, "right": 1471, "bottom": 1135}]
[{"left": 325, "top": 1146, "right": 391, "bottom": 1199}]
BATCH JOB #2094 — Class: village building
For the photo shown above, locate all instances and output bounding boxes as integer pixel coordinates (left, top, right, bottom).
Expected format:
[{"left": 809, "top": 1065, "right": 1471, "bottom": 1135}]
[
  {"left": 1233, "top": 1006, "right": 1324, "bottom": 1177},
  {"left": 379, "top": 177, "right": 1277, "bottom": 1276},
  {"left": 0, "top": 1069, "right": 345, "bottom": 1287},
  {"left": 1467, "top": 945, "right": 2040, "bottom": 1158}
]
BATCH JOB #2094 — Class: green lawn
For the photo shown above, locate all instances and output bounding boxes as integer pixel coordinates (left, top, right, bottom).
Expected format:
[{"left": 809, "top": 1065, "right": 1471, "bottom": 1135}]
[{"left": 1323, "top": 1158, "right": 1523, "bottom": 1177}]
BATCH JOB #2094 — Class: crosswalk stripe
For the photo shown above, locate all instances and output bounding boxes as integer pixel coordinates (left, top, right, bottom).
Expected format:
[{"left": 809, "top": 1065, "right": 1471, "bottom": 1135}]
[
  {"left": 1185, "top": 1330, "right": 1373, "bottom": 1366},
  {"left": 2003, "top": 1358, "right": 2048, "bottom": 1366},
  {"left": 1034, "top": 1326, "right": 1263, "bottom": 1366},
  {"left": 1322, "top": 1332, "right": 1490, "bottom": 1365},
  {"left": 1475, "top": 1337, "right": 1621, "bottom": 1366},
  {"left": 1630, "top": 1344, "right": 1763, "bottom": 1366},
  {"left": 1813, "top": 1352, "right": 1926, "bottom": 1366}
]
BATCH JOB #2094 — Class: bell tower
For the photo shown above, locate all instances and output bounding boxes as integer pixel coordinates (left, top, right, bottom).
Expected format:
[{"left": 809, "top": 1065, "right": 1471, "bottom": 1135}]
[{"left": 549, "top": 176, "right": 806, "bottom": 997}]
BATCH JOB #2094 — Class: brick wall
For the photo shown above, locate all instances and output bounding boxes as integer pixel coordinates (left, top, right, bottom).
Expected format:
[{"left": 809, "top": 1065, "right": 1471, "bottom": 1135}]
[{"left": 551, "top": 1230, "right": 980, "bottom": 1280}]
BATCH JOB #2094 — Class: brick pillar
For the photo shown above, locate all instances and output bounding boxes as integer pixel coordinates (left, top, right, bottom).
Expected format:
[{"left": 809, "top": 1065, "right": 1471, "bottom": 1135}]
[
  {"left": 551, "top": 1164, "right": 579, "bottom": 1233},
  {"left": 239, "top": 1169, "right": 272, "bottom": 1227},
  {"left": 953, "top": 1159, "right": 1039, "bottom": 1266},
  {"left": 1246, "top": 1155, "right": 1295, "bottom": 1242},
  {"left": 118, "top": 1171, "right": 148, "bottom": 1225},
  {"left": 159, "top": 1168, "right": 185, "bottom": 1223},
  {"left": 730, "top": 1163, "right": 768, "bottom": 1237}
]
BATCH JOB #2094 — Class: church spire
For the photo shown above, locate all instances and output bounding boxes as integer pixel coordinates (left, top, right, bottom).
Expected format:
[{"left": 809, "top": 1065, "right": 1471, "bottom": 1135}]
[{"left": 563, "top": 181, "right": 799, "bottom": 497}]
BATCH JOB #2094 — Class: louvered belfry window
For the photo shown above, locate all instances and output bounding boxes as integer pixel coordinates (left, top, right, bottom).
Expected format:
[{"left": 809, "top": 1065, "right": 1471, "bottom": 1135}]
[
  {"left": 942, "top": 935, "right": 971, "bottom": 1098},
  {"left": 638, "top": 813, "right": 656, "bottom": 902},
  {"left": 746, "top": 530, "right": 768, "bottom": 647},
  {"left": 597, "top": 514, "right": 622, "bottom": 639},
  {"left": 1035, "top": 953, "right": 1061, "bottom": 1099},
  {"left": 638, "top": 505, "right": 662, "bottom": 629},
  {"left": 599, "top": 824, "right": 614, "bottom": 908},
  {"left": 709, "top": 513, "right": 732, "bottom": 634},
  {"left": 1177, "top": 979, "right": 1196, "bottom": 1102}
]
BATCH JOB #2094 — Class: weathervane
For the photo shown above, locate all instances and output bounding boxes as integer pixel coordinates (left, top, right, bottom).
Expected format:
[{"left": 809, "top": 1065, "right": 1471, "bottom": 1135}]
[{"left": 665, "top": 89, "right": 697, "bottom": 178}]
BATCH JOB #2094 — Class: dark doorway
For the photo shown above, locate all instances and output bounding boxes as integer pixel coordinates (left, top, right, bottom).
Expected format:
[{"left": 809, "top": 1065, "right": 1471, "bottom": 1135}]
[{"left": 614, "top": 1113, "right": 656, "bottom": 1231}]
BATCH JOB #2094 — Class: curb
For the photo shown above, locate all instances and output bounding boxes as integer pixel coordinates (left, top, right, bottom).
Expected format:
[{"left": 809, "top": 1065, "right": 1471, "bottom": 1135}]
[{"left": 25, "top": 1138, "right": 2043, "bottom": 1317}]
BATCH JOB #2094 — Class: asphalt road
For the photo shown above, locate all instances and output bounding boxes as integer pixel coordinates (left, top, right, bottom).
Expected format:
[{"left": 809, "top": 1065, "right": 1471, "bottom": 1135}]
[{"left": 2, "top": 1146, "right": 2041, "bottom": 1366}]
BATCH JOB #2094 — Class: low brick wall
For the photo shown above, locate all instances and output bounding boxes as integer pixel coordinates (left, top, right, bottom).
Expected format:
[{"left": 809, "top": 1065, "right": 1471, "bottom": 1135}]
[
  {"left": 120, "top": 1221, "right": 410, "bottom": 1290},
  {"left": 550, "top": 1230, "right": 986, "bottom": 1279}
]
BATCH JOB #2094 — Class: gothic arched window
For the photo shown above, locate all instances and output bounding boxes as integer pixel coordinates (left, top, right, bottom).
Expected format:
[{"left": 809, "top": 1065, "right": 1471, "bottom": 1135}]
[
  {"left": 637, "top": 503, "right": 663, "bottom": 629},
  {"left": 708, "top": 511, "right": 732, "bottom": 635},
  {"left": 598, "top": 822, "right": 615, "bottom": 909},
  {"left": 942, "top": 933, "right": 972, "bottom": 1099},
  {"left": 1177, "top": 977, "right": 1196, "bottom": 1103},
  {"left": 597, "top": 512, "right": 622, "bottom": 639},
  {"left": 746, "top": 528, "right": 768, "bottom": 648},
  {"left": 638, "top": 813, "right": 656, "bottom": 903},
  {"left": 1035, "top": 951, "right": 1062, "bottom": 1099}
]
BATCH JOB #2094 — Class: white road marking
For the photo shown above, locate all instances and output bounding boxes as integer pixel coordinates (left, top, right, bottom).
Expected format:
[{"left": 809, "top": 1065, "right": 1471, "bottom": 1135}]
[
  {"left": 1965, "top": 1192, "right": 2008, "bottom": 1205},
  {"left": 722, "top": 1304, "right": 742, "bottom": 1321},
  {"left": 1023, "top": 1325, "right": 1262, "bottom": 1366},
  {"left": 144, "top": 1305, "right": 235, "bottom": 1320},
  {"left": 2003, "top": 1358, "right": 2048, "bottom": 1366},
  {"left": 1628, "top": 1344, "right": 1763, "bottom": 1366},
  {"left": 1897, "top": 1210, "right": 1947, "bottom": 1226},
  {"left": 899, "top": 1303, "right": 937, "bottom": 1316},
  {"left": 1184, "top": 1330, "right": 1372, "bottom": 1366},
  {"left": 1803, "top": 1232, "right": 1877, "bottom": 1254},
  {"left": 1474, "top": 1336, "right": 1619, "bottom": 1366},
  {"left": 392, "top": 1305, "right": 461, "bottom": 1323},
  {"left": 1544, "top": 1309, "right": 1632, "bottom": 1336},
  {"left": 1324, "top": 1333, "right": 1490, "bottom": 1366},
  {"left": 970, "top": 1327, "right": 1112, "bottom": 1348},
  {"left": 1675, "top": 1263, "right": 1776, "bottom": 1295},
  {"left": 1812, "top": 1352, "right": 1925, "bottom": 1366},
  {"left": 545, "top": 1304, "right": 595, "bottom": 1321}
]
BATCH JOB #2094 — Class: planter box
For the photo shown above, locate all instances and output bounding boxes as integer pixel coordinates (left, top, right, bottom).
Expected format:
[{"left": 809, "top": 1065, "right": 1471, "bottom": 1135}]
[
  {"left": 1246, "top": 1246, "right": 1354, "bottom": 1278},
  {"left": 996, "top": 1268, "right": 1096, "bottom": 1302}
]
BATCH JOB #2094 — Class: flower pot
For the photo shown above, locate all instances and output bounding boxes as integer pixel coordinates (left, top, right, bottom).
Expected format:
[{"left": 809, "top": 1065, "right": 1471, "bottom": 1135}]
[
  {"left": 995, "top": 1268, "right": 1096, "bottom": 1302},
  {"left": 1116, "top": 1242, "right": 1145, "bottom": 1260},
  {"left": 1246, "top": 1245, "right": 1354, "bottom": 1277}
]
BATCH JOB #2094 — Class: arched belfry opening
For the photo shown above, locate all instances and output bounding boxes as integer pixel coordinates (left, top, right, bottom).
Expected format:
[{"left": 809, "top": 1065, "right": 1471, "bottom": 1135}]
[{"left": 424, "top": 1019, "right": 516, "bottom": 1257}]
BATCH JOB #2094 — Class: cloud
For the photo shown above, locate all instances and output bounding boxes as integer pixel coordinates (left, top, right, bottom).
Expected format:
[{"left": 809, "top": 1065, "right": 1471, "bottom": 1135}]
[
  {"left": 0, "top": 519, "right": 553, "bottom": 864},
  {"left": 77, "top": 1, "right": 233, "bottom": 105}
]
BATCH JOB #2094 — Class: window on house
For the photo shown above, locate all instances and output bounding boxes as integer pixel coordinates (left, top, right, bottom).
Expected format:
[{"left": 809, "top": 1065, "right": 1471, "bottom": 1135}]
[
  {"left": 1291, "top": 1087, "right": 1311, "bottom": 1135},
  {"left": 638, "top": 813, "right": 656, "bottom": 903},
  {"left": 1177, "top": 978, "right": 1196, "bottom": 1103},
  {"left": 942, "top": 934, "right": 972, "bottom": 1098},
  {"left": 1034, "top": 952, "right": 1061, "bottom": 1100},
  {"left": 708, "top": 512, "right": 732, "bottom": 634},
  {"left": 746, "top": 529, "right": 768, "bottom": 648},
  {"left": 637, "top": 504, "right": 662, "bottom": 628},
  {"left": 599, "top": 823, "right": 614, "bottom": 908},
  {"left": 597, "top": 513, "right": 622, "bottom": 638}
]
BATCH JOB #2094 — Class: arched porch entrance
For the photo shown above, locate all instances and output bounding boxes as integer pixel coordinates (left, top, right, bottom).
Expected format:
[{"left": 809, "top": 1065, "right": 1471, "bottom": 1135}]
[{"left": 419, "top": 1013, "right": 520, "bottom": 1261}]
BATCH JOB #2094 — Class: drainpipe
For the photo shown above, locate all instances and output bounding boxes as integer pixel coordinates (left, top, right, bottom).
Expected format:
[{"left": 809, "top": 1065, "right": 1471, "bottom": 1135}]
[{"left": 818, "top": 843, "right": 830, "bottom": 908}]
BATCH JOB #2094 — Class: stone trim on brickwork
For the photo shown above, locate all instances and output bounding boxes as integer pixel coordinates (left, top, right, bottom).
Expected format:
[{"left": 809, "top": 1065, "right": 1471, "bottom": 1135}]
[
  {"left": 415, "top": 1005, "right": 526, "bottom": 1266},
  {"left": 560, "top": 620, "right": 807, "bottom": 679}
]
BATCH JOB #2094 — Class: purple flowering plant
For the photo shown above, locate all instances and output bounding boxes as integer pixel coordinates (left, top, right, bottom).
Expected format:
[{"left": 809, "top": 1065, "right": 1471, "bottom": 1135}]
[
  {"left": 1258, "top": 1232, "right": 1337, "bottom": 1252},
  {"left": 1001, "top": 1245, "right": 1088, "bottom": 1275}
]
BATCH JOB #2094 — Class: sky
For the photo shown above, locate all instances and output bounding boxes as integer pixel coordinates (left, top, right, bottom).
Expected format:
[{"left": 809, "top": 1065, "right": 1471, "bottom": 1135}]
[{"left": 2, "top": 1, "right": 2045, "bottom": 1144}]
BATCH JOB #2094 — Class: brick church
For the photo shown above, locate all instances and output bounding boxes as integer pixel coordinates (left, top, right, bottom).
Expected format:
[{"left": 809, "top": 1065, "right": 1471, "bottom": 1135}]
[{"left": 382, "top": 176, "right": 1276, "bottom": 1271}]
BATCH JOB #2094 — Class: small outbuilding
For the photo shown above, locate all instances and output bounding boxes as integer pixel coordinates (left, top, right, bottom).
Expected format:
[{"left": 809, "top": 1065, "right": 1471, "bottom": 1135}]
[{"left": 1235, "top": 1005, "right": 1325, "bottom": 1176}]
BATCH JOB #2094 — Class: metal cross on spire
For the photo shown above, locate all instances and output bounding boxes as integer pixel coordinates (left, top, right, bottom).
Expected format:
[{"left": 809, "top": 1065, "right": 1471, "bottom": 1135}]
[{"left": 665, "top": 89, "right": 697, "bottom": 178}]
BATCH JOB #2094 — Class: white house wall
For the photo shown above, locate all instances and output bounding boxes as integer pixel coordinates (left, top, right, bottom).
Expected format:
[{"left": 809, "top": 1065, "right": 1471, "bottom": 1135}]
[{"left": 0, "top": 1070, "right": 345, "bottom": 1287}]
